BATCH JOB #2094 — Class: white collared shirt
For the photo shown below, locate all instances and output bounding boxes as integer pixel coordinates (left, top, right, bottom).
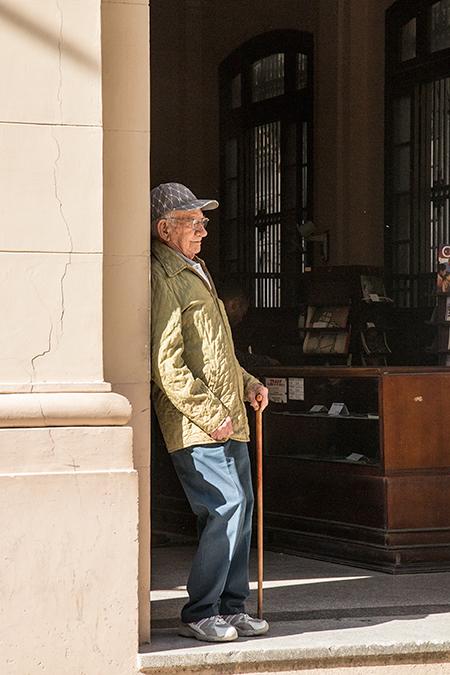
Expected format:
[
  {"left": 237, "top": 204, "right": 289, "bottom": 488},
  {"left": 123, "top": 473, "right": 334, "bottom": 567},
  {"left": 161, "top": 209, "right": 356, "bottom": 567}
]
[{"left": 176, "top": 251, "right": 212, "bottom": 288}]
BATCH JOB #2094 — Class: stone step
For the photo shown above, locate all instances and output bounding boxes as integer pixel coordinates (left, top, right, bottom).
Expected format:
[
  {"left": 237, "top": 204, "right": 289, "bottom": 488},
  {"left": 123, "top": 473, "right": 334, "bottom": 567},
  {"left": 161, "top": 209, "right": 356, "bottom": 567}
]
[
  {"left": 138, "top": 616, "right": 450, "bottom": 675},
  {"left": 138, "top": 656, "right": 450, "bottom": 675}
]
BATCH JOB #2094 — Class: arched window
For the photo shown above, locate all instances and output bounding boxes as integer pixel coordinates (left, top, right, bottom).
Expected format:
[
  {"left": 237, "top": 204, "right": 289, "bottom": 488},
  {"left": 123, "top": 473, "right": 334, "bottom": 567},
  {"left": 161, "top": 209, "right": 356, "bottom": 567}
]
[
  {"left": 219, "top": 30, "right": 314, "bottom": 308},
  {"left": 386, "top": 0, "right": 450, "bottom": 306}
]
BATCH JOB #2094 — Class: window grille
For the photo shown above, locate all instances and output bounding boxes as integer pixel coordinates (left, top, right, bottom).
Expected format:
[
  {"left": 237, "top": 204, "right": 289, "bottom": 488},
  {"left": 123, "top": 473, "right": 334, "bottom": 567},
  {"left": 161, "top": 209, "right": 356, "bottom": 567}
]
[
  {"left": 429, "top": 77, "right": 450, "bottom": 265},
  {"left": 253, "top": 121, "right": 282, "bottom": 307},
  {"left": 430, "top": 0, "right": 450, "bottom": 53},
  {"left": 296, "top": 54, "right": 308, "bottom": 90},
  {"left": 219, "top": 31, "right": 314, "bottom": 308},
  {"left": 252, "top": 54, "right": 285, "bottom": 103},
  {"left": 386, "top": 0, "right": 450, "bottom": 307}
]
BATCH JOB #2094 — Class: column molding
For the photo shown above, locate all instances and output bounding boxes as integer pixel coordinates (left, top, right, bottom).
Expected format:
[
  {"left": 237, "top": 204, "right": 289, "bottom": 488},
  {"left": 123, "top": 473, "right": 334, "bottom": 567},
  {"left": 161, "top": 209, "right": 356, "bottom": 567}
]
[{"left": 0, "top": 391, "right": 131, "bottom": 427}]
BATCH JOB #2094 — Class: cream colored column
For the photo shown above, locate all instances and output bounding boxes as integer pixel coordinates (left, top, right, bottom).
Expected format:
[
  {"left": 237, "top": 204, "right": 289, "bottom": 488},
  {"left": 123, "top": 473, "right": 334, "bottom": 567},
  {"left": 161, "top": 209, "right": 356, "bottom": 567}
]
[
  {"left": 101, "top": 0, "right": 152, "bottom": 645},
  {"left": 0, "top": 1, "right": 139, "bottom": 673}
]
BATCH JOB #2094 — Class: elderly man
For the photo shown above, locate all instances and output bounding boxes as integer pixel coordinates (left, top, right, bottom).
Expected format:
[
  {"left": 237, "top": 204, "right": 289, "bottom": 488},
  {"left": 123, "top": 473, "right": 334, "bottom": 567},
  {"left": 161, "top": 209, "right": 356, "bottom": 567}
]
[{"left": 151, "top": 182, "right": 269, "bottom": 643}]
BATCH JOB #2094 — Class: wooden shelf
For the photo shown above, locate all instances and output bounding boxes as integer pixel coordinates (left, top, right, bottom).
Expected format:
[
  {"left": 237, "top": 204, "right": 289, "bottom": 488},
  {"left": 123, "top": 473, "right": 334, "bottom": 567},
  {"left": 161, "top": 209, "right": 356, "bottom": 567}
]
[{"left": 251, "top": 365, "right": 450, "bottom": 573}]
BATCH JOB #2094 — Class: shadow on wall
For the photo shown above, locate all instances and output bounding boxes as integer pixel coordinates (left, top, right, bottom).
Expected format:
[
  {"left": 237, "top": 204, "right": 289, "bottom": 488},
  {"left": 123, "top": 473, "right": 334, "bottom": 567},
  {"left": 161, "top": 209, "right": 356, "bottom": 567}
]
[{"left": 0, "top": 3, "right": 97, "bottom": 70}]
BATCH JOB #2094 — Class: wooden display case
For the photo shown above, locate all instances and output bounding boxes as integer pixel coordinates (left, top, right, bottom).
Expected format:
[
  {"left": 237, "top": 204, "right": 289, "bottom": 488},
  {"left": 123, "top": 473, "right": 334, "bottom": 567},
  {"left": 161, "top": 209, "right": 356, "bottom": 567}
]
[{"left": 252, "top": 366, "right": 450, "bottom": 573}]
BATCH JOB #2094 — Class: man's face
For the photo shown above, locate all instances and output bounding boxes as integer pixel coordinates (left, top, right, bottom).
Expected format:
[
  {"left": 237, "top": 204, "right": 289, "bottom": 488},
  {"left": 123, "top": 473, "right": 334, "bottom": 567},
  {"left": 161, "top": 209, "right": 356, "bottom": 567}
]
[{"left": 161, "top": 208, "right": 208, "bottom": 259}]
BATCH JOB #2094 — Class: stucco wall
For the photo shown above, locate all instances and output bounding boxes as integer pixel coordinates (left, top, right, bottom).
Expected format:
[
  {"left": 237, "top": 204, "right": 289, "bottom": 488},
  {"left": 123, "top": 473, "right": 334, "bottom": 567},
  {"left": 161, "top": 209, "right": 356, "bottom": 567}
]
[
  {"left": 102, "top": 0, "right": 152, "bottom": 644},
  {"left": 0, "top": 0, "right": 148, "bottom": 670},
  {"left": 1, "top": 425, "right": 138, "bottom": 674}
]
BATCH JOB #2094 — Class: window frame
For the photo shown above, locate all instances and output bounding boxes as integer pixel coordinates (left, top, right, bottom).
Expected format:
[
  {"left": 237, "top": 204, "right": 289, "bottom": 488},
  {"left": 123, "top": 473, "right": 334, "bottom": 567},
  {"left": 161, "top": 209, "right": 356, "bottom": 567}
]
[
  {"left": 385, "top": 0, "right": 450, "bottom": 307},
  {"left": 218, "top": 30, "right": 314, "bottom": 308}
]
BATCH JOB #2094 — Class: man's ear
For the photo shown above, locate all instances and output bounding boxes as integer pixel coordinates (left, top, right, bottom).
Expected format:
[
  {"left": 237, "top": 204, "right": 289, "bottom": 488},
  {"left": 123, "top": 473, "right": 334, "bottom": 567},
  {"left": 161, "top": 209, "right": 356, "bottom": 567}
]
[
  {"left": 236, "top": 298, "right": 249, "bottom": 313},
  {"left": 157, "top": 218, "right": 171, "bottom": 241},
  {"left": 234, "top": 298, "right": 248, "bottom": 315},
  {"left": 229, "top": 298, "right": 241, "bottom": 311}
]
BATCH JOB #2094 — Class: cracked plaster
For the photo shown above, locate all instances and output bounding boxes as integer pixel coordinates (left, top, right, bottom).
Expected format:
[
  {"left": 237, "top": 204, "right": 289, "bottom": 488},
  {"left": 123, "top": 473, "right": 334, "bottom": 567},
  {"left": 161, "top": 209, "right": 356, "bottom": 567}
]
[
  {"left": 0, "top": 123, "right": 102, "bottom": 253},
  {"left": 0, "top": 0, "right": 101, "bottom": 125},
  {"left": 0, "top": 252, "right": 103, "bottom": 383},
  {"left": 0, "top": 426, "right": 133, "bottom": 473},
  {"left": 0, "top": 0, "right": 144, "bottom": 672}
]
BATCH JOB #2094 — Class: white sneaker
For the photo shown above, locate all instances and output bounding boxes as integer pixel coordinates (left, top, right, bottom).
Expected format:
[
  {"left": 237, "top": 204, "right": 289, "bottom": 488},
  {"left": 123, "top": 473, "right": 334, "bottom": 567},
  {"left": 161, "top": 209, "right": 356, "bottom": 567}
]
[
  {"left": 178, "top": 615, "right": 238, "bottom": 642},
  {"left": 222, "top": 613, "right": 269, "bottom": 636}
]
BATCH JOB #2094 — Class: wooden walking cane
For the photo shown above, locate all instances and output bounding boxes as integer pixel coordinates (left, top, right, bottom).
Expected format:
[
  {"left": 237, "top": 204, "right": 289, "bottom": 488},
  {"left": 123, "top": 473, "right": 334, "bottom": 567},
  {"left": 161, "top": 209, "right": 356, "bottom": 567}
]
[{"left": 255, "top": 394, "right": 264, "bottom": 619}]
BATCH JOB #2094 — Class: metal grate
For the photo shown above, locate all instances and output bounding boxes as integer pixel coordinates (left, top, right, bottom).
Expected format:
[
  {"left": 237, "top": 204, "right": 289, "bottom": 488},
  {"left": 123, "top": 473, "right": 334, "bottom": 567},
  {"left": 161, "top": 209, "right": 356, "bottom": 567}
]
[
  {"left": 252, "top": 54, "right": 285, "bottom": 103},
  {"left": 389, "top": 79, "right": 450, "bottom": 306},
  {"left": 386, "top": 0, "right": 450, "bottom": 308},
  {"left": 429, "top": 77, "right": 450, "bottom": 269},
  {"left": 296, "top": 54, "right": 308, "bottom": 90},
  {"left": 253, "top": 121, "right": 281, "bottom": 307},
  {"left": 219, "top": 31, "right": 314, "bottom": 308},
  {"left": 430, "top": 0, "right": 450, "bottom": 53}
]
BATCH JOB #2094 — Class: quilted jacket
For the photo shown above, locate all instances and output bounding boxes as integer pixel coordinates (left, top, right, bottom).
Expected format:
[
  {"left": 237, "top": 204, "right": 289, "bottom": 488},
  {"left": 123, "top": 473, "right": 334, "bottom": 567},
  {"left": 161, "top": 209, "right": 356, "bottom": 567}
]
[{"left": 151, "top": 239, "right": 261, "bottom": 452}]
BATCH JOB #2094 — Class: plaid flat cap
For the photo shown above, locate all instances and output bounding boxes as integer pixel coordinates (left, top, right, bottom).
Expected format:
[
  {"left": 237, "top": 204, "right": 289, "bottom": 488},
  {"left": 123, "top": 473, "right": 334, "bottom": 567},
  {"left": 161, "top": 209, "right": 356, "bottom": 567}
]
[{"left": 151, "top": 182, "right": 219, "bottom": 221}]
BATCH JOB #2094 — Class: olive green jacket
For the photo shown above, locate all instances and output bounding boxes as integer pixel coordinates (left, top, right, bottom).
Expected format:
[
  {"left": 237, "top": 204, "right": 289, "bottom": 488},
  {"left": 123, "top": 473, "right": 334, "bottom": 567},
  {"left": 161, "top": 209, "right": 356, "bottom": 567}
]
[{"left": 151, "top": 239, "right": 261, "bottom": 452}]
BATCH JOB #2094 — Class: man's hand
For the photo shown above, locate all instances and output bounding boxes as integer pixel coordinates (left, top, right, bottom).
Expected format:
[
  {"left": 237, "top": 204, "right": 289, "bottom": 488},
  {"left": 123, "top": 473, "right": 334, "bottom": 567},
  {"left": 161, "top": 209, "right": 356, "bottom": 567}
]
[
  {"left": 210, "top": 415, "right": 233, "bottom": 441},
  {"left": 248, "top": 384, "right": 269, "bottom": 412}
]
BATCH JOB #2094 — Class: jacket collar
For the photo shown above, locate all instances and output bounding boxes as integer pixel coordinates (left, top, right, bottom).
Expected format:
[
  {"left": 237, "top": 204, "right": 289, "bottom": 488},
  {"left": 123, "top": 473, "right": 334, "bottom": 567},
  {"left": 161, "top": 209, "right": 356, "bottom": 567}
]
[{"left": 152, "top": 239, "right": 205, "bottom": 278}]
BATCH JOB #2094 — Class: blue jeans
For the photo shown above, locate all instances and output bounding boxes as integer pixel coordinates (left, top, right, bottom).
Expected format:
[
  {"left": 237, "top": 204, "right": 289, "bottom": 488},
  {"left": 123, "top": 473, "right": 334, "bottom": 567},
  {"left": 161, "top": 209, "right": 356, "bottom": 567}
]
[{"left": 171, "top": 439, "right": 254, "bottom": 623}]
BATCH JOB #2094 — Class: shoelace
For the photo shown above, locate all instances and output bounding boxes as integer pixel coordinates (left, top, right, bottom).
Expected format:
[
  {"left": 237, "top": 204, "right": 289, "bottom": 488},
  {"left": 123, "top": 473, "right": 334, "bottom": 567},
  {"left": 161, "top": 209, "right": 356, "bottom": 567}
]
[
  {"left": 195, "top": 616, "right": 228, "bottom": 628},
  {"left": 223, "top": 613, "right": 249, "bottom": 622}
]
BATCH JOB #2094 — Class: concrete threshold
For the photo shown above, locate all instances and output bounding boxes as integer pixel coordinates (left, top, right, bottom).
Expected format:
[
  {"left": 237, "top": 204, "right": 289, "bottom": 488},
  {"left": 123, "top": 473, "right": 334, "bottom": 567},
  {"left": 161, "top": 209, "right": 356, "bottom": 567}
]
[
  {"left": 139, "top": 544, "right": 450, "bottom": 674},
  {"left": 139, "top": 619, "right": 450, "bottom": 674}
]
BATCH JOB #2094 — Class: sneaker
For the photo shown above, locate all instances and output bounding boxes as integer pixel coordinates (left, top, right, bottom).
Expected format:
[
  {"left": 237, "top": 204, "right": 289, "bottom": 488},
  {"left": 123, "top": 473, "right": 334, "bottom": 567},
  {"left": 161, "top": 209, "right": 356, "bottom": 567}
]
[
  {"left": 222, "top": 613, "right": 269, "bottom": 637},
  {"left": 178, "top": 615, "right": 238, "bottom": 642}
]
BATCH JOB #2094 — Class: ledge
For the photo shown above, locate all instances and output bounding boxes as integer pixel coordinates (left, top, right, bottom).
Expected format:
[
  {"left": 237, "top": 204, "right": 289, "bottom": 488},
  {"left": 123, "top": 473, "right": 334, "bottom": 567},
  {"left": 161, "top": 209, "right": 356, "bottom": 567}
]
[
  {"left": 0, "top": 392, "right": 132, "bottom": 427},
  {"left": 0, "top": 382, "right": 112, "bottom": 393},
  {"left": 138, "top": 624, "right": 450, "bottom": 675}
]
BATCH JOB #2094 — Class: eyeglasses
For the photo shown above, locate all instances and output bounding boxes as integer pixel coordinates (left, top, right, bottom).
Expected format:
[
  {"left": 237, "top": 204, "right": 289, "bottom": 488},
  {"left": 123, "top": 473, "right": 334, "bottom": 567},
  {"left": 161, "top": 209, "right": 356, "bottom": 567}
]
[{"left": 168, "top": 216, "right": 209, "bottom": 230}]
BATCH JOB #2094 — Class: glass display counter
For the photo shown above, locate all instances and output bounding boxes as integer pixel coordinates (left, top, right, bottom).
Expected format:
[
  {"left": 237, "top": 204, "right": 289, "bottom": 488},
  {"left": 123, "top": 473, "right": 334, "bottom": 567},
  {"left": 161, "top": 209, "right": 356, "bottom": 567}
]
[{"left": 251, "top": 366, "right": 450, "bottom": 573}]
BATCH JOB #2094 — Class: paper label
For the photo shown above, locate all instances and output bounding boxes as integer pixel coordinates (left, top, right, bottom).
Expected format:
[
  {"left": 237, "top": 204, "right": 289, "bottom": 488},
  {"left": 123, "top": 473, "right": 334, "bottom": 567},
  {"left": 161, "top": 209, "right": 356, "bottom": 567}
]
[
  {"left": 288, "top": 378, "right": 304, "bottom": 400},
  {"left": 309, "top": 404, "right": 328, "bottom": 413},
  {"left": 328, "top": 402, "right": 349, "bottom": 416},
  {"left": 347, "top": 453, "right": 365, "bottom": 461},
  {"left": 265, "top": 377, "right": 287, "bottom": 404}
]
